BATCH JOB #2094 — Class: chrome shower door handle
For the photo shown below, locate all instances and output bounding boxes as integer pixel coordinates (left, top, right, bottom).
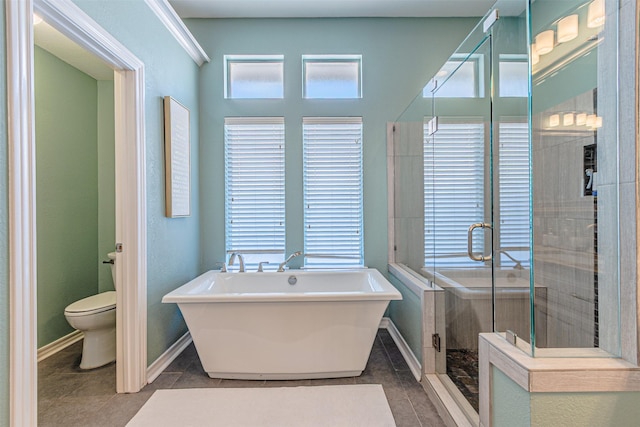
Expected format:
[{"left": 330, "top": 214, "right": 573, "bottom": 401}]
[{"left": 468, "top": 222, "right": 492, "bottom": 262}]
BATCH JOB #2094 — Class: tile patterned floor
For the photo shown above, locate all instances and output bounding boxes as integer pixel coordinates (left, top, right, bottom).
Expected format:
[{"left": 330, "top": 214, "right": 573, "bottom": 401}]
[
  {"left": 38, "top": 329, "right": 446, "bottom": 426},
  {"left": 446, "top": 349, "right": 479, "bottom": 412}
]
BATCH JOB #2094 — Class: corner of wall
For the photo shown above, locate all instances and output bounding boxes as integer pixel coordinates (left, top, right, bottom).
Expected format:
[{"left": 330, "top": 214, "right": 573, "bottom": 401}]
[{"left": 0, "top": 0, "right": 10, "bottom": 421}]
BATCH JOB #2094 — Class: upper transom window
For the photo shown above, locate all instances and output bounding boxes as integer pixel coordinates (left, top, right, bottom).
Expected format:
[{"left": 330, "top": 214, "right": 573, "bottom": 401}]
[
  {"left": 224, "top": 55, "right": 284, "bottom": 99},
  {"left": 423, "top": 54, "right": 484, "bottom": 98},
  {"left": 498, "top": 54, "right": 528, "bottom": 98},
  {"left": 303, "top": 55, "right": 362, "bottom": 99}
]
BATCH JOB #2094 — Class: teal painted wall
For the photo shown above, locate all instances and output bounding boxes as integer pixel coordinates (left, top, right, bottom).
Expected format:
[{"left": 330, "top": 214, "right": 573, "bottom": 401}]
[
  {"left": 388, "top": 273, "right": 423, "bottom": 364},
  {"left": 186, "top": 17, "right": 477, "bottom": 274},
  {"left": 492, "top": 366, "right": 531, "bottom": 427},
  {"left": 493, "top": 364, "right": 640, "bottom": 427},
  {"left": 35, "top": 46, "right": 100, "bottom": 348},
  {"left": 71, "top": 0, "right": 201, "bottom": 364},
  {"left": 0, "top": 0, "right": 9, "bottom": 423},
  {"left": 97, "top": 81, "right": 115, "bottom": 293},
  {"left": 531, "top": 391, "right": 640, "bottom": 426}
]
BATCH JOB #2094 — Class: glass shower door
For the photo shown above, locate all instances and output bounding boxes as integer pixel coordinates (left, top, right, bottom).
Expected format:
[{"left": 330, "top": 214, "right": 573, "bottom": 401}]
[
  {"left": 428, "top": 35, "right": 493, "bottom": 415},
  {"left": 491, "top": 4, "right": 532, "bottom": 354}
]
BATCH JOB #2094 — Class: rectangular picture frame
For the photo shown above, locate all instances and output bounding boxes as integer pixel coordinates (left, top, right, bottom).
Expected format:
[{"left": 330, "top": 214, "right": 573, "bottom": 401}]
[{"left": 163, "top": 96, "right": 191, "bottom": 217}]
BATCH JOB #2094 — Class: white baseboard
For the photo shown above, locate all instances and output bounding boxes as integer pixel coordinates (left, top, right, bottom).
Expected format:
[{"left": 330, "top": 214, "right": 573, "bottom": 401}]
[
  {"left": 380, "top": 317, "right": 422, "bottom": 381},
  {"left": 147, "top": 331, "right": 192, "bottom": 384},
  {"left": 37, "top": 330, "right": 84, "bottom": 362}
]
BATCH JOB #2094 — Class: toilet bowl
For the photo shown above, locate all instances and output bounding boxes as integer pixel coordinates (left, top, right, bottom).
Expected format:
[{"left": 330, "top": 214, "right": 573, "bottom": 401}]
[{"left": 64, "top": 252, "right": 117, "bottom": 369}]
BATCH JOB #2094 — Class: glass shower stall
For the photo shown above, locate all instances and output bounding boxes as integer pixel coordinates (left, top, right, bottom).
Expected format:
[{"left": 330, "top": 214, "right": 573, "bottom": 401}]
[{"left": 391, "top": 0, "right": 619, "bottom": 418}]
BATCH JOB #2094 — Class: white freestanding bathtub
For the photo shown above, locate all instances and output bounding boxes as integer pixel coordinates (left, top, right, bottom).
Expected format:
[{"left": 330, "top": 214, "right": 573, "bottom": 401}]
[{"left": 162, "top": 269, "right": 402, "bottom": 380}]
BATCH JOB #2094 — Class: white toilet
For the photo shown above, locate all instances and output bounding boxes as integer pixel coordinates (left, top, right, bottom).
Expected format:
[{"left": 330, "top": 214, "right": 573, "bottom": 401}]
[{"left": 64, "top": 252, "right": 117, "bottom": 369}]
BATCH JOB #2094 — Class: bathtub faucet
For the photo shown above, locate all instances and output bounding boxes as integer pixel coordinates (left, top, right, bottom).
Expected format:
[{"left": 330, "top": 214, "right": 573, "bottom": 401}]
[
  {"left": 228, "top": 252, "right": 245, "bottom": 273},
  {"left": 498, "top": 249, "right": 524, "bottom": 270},
  {"left": 278, "top": 251, "right": 303, "bottom": 272}
]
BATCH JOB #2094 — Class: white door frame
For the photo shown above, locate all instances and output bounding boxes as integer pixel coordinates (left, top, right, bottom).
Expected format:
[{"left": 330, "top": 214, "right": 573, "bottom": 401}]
[{"left": 6, "top": 0, "right": 148, "bottom": 424}]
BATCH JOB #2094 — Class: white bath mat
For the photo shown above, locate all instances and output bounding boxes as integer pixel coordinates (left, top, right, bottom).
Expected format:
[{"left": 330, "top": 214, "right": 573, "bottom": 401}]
[{"left": 127, "top": 384, "right": 395, "bottom": 427}]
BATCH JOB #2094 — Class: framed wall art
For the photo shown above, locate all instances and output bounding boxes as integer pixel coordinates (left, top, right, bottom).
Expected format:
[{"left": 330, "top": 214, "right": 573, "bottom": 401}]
[{"left": 163, "top": 96, "right": 191, "bottom": 217}]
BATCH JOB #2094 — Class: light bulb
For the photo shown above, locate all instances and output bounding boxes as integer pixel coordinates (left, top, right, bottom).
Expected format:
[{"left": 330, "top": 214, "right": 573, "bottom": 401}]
[
  {"left": 535, "top": 30, "right": 555, "bottom": 55},
  {"left": 557, "top": 15, "right": 579, "bottom": 43},
  {"left": 576, "top": 113, "right": 587, "bottom": 126},
  {"left": 549, "top": 114, "right": 560, "bottom": 127},
  {"left": 595, "top": 116, "right": 603, "bottom": 128},
  {"left": 531, "top": 43, "right": 540, "bottom": 65},
  {"left": 588, "top": 0, "right": 605, "bottom": 28},
  {"left": 586, "top": 114, "right": 597, "bottom": 127},
  {"left": 563, "top": 113, "right": 574, "bottom": 126},
  {"left": 33, "top": 14, "right": 43, "bottom": 25}
]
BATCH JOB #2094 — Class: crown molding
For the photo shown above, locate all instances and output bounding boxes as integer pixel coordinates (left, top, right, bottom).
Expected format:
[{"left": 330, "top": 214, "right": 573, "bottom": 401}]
[{"left": 145, "top": 0, "right": 210, "bottom": 66}]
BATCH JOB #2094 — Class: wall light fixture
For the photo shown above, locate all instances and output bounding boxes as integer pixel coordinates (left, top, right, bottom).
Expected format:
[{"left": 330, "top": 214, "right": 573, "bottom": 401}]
[
  {"left": 531, "top": 43, "right": 540, "bottom": 65},
  {"left": 587, "top": 0, "right": 605, "bottom": 28},
  {"left": 576, "top": 113, "right": 587, "bottom": 126},
  {"left": 557, "top": 14, "right": 579, "bottom": 43},
  {"left": 563, "top": 113, "right": 574, "bottom": 126},
  {"left": 535, "top": 30, "right": 555, "bottom": 55}
]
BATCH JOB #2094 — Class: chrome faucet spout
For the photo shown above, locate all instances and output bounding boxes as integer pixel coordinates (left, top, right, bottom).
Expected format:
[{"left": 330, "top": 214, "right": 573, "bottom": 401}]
[
  {"left": 278, "top": 251, "right": 303, "bottom": 272},
  {"left": 498, "top": 249, "right": 524, "bottom": 270},
  {"left": 228, "top": 252, "right": 245, "bottom": 273}
]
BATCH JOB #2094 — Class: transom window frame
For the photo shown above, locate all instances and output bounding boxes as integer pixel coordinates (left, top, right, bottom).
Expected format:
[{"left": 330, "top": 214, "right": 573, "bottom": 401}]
[
  {"left": 223, "top": 54, "right": 285, "bottom": 99},
  {"left": 423, "top": 53, "right": 485, "bottom": 99},
  {"left": 302, "top": 54, "right": 363, "bottom": 99},
  {"left": 498, "top": 54, "right": 529, "bottom": 98}
]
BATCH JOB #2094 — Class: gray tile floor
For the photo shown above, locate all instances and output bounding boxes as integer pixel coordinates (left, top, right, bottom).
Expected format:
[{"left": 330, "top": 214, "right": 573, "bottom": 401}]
[{"left": 38, "top": 329, "right": 446, "bottom": 426}]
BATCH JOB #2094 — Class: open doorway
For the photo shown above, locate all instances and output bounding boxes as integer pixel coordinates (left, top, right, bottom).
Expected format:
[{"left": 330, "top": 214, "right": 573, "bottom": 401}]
[
  {"left": 7, "top": 0, "right": 147, "bottom": 423},
  {"left": 33, "top": 15, "right": 119, "bottom": 409}
]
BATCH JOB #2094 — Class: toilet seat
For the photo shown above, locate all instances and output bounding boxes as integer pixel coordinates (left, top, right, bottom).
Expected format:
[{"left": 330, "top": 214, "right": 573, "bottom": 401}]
[{"left": 64, "top": 291, "right": 116, "bottom": 317}]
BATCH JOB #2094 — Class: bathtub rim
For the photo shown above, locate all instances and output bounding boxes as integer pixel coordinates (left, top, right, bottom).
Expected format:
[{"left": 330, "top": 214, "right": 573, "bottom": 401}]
[
  {"left": 162, "top": 268, "right": 402, "bottom": 304},
  {"left": 419, "top": 267, "right": 545, "bottom": 300}
]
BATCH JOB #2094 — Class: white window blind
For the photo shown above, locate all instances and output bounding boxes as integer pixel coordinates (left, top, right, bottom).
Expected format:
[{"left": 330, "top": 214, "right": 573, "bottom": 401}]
[
  {"left": 224, "top": 117, "right": 285, "bottom": 268},
  {"left": 424, "top": 121, "right": 485, "bottom": 268},
  {"left": 303, "top": 117, "right": 364, "bottom": 267},
  {"left": 497, "top": 122, "right": 530, "bottom": 267}
]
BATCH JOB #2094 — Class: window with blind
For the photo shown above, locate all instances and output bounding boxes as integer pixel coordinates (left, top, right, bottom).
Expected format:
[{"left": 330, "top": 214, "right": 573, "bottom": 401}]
[
  {"left": 424, "top": 121, "right": 485, "bottom": 268},
  {"left": 497, "top": 122, "right": 530, "bottom": 267},
  {"left": 303, "top": 117, "right": 364, "bottom": 267},
  {"left": 424, "top": 120, "right": 530, "bottom": 269},
  {"left": 224, "top": 117, "right": 285, "bottom": 269}
]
